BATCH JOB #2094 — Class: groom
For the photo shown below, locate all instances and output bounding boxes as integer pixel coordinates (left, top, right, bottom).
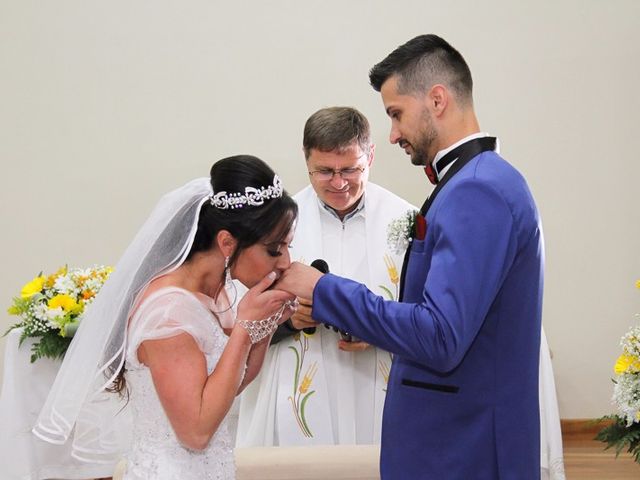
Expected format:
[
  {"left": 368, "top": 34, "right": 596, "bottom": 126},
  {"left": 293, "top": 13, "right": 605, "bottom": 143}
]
[{"left": 277, "top": 34, "right": 543, "bottom": 479}]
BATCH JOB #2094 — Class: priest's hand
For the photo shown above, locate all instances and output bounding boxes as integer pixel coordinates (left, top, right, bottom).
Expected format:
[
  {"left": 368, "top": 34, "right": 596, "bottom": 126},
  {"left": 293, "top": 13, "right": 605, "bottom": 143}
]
[
  {"left": 276, "top": 262, "right": 323, "bottom": 300},
  {"left": 289, "top": 298, "right": 319, "bottom": 330},
  {"left": 337, "top": 340, "right": 371, "bottom": 352}
]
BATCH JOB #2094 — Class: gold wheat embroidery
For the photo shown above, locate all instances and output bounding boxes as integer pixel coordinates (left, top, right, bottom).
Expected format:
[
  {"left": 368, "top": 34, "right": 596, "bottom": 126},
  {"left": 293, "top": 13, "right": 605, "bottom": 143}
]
[
  {"left": 379, "top": 253, "right": 399, "bottom": 301},
  {"left": 378, "top": 358, "right": 391, "bottom": 384},
  {"left": 299, "top": 362, "right": 318, "bottom": 394},
  {"left": 287, "top": 333, "right": 316, "bottom": 437}
]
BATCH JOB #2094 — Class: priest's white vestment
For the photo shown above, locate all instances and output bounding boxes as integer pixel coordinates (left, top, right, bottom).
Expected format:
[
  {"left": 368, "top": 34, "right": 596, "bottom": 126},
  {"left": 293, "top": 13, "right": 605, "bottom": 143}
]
[{"left": 237, "top": 182, "right": 415, "bottom": 445}]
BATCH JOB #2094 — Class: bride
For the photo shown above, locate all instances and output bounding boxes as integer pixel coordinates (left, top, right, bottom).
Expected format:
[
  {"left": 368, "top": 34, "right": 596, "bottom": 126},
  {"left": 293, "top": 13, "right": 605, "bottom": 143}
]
[{"left": 33, "top": 155, "right": 298, "bottom": 479}]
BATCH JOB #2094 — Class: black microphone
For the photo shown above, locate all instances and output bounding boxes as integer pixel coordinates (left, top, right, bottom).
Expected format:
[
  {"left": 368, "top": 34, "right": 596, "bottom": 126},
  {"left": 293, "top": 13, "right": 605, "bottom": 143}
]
[
  {"left": 303, "top": 259, "right": 330, "bottom": 335},
  {"left": 310, "top": 259, "right": 329, "bottom": 275}
]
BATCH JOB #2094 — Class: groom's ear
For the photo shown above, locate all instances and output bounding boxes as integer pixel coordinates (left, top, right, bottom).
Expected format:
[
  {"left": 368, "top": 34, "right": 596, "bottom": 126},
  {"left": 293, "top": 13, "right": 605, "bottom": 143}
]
[{"left": 216, "top": 230, "right": 238, "bottom": 257}]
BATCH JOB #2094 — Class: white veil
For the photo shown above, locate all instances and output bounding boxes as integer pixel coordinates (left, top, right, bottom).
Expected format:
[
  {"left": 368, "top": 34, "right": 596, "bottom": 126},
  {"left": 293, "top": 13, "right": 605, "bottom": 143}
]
[{"left": 33, "top": 177, "right": 212, "bottom": 463}]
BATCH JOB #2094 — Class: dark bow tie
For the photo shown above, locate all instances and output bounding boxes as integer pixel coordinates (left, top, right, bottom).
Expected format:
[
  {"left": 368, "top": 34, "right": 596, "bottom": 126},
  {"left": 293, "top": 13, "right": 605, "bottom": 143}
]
[
  {"left": 424, "top": 137, "right": 498, "bottom": 185},
  {"left": 424, "top": 163, "right": 438, "bottom": 185},
  {"left": 424, "top": 144, "right": 466, "bottom": 185}
]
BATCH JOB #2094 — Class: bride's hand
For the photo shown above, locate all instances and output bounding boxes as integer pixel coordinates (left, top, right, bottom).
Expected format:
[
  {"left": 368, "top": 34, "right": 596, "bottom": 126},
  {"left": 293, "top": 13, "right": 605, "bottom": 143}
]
[{"left": 236, "top": 271, "right": 296, "bottom": 322}]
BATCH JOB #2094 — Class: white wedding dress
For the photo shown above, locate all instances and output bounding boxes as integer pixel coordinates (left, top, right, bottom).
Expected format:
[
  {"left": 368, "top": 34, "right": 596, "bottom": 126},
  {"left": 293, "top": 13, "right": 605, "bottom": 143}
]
[{"left": 123, "top": 287, "right": 235, "bottom": 479}]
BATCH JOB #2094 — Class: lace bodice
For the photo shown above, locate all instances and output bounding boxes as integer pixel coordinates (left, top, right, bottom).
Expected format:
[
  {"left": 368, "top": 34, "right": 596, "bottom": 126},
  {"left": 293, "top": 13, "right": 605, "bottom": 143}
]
[{"left": 123, "top": 287, "right": 235, "bottom": 479}]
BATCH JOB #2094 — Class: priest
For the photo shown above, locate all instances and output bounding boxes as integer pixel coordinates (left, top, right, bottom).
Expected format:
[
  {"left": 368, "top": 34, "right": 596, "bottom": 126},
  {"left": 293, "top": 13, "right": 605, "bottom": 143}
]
[{"left": 236, "top": 106, "right": 416, "bottom": 446}]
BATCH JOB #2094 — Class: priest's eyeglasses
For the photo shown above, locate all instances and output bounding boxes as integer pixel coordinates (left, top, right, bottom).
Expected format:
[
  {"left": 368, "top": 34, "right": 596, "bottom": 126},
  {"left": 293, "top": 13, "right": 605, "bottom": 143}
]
[{"left": 308, "top": 166, "right": 366, "bottom": 182}]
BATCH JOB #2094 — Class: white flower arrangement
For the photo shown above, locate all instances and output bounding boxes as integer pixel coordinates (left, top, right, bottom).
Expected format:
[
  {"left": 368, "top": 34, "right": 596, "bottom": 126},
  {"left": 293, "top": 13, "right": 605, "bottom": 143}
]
[
  {"left": 386, "top": 209, "right": 419, "bottom": 255},
  {"left": 612, "top": 324, "right": 640, "bottom": 426},
  {"left": 596, "top": 280, "right": 640, "bottom": 464},
  {"left": 5, "top": 265, "right": 113, "bottom": 362}
]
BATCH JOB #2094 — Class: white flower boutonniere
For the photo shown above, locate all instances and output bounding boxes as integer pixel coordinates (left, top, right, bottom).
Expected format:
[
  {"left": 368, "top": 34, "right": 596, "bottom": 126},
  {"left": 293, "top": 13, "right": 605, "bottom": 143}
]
[{"left": 386, "top": 209, "right": 419, "bottom": 255}]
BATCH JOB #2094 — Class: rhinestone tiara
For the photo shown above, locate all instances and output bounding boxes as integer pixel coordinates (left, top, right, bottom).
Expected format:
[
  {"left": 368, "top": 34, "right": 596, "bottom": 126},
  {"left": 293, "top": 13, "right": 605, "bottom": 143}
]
[{"left": 209, "top": 174, "right": 283, "bottom": 210}]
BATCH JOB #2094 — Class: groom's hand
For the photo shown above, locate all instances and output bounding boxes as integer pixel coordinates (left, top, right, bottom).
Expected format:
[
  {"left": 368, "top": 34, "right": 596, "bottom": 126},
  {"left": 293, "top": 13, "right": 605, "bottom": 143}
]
[{"left": 275, "top": 262, "right": 323, "bottom": 300}]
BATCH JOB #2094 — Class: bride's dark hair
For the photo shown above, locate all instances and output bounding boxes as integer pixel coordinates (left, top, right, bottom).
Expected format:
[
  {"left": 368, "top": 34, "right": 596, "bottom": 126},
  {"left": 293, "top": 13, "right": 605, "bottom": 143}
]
[{"left": 186, "top": 154, "right": 298, "bottom": 267}]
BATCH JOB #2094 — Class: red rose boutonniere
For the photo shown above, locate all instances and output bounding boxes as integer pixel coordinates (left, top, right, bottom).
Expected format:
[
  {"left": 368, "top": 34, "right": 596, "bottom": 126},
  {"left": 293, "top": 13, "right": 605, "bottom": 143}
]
[{"left": 414, "top": 214, "right": 427, "bottom": 241}]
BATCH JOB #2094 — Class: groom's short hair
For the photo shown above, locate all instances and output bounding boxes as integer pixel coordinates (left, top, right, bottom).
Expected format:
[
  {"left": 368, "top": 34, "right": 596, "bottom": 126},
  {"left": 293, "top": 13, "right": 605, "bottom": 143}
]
[
  {"left": 369, "top": 34, "right": 474, "bottom": 108},
  {"left": 303, "top": 107, "right": 371, "bottom": 160}
]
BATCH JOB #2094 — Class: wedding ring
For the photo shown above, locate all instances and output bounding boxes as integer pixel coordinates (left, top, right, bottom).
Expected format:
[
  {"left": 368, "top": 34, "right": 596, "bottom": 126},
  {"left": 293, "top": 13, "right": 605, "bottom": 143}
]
[{"left": 284, "top": 299, "right": 299, "bottom": 311}]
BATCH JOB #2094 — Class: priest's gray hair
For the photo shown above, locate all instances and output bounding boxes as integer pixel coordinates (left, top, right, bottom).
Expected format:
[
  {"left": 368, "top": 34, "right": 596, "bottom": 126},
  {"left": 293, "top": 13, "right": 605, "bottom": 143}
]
[{"left": 303, "top": 106, "right": 371, "bottom": 160}]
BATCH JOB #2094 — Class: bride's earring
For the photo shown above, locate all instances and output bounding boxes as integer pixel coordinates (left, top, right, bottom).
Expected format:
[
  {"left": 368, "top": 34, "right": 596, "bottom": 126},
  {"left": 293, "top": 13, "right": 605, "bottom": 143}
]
[
  {"left": 212, "top": 256, "right": 238, "bottom": 314},
  {"left": 224, "top": 256, "right": 239, "bottom": 307},
  {"left": 225, "top": 256, "right": 239, "bottom": 308},
  {"left": 224, "top": 256, "right": 232, "bottom": 286}
]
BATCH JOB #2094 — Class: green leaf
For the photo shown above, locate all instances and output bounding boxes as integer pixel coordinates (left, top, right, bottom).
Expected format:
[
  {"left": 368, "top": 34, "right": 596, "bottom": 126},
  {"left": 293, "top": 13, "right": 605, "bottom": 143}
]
[
  {"left": 7, "top": 296, "right": 31, "bottom": 317},
  {"left": 18, "top": 330, "right": 29, "bottom": 347},
  {"left": 378, "top": 285, "right": 394, "bottom": 301},
  {"left": 28, "top": 332, "right": 72, "bottom": 363},
  {"left": 287, "top": 346, "right": 301, "bottom": 397},
  {"left": 3, "top": 322, "right": 24, "bottom": 337},
  {"left": 595, "top": 415, "right": 640, "bottom": 464},
  {"left": 299, "top": 390, "right": 316, "bottom": 437}
]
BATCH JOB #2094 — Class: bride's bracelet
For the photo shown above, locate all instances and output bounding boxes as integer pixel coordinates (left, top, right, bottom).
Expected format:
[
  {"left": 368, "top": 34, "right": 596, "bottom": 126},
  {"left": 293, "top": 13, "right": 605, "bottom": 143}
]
[
  {"left": 237, "top": 300, "right": 299, "bottom": 344},
  {"left": 237, "top": 317, "right": 278, "bottom": 344}
]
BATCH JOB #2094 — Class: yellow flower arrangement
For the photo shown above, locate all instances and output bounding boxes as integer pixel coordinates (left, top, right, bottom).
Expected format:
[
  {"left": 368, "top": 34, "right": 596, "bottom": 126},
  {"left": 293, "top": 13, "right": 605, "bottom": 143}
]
[
  {"left": 5, "top": 265, "right": 112, "bottom": 362},
  {"left": 596, "top": 279, "right": 640, "bottom": 465}
]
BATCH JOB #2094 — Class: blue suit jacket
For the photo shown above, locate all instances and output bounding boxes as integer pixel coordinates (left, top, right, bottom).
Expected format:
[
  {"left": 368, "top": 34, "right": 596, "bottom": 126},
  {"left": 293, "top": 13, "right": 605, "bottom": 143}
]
[{"left": 312, "top": 151, "right": 543, "bottom": 479}]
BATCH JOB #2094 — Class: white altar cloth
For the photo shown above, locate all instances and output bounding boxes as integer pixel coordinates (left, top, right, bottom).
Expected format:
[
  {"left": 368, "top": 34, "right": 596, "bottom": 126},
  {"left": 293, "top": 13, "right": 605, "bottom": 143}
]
[{"left": 0, "top": 328, "right": 129, "bottom": 480}]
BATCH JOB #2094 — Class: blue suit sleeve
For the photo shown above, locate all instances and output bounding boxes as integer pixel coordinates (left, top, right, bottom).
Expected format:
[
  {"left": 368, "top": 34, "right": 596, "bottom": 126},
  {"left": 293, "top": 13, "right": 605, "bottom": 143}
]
[{"left": 311, "top": 179, "right": 517, "bottom": 372}]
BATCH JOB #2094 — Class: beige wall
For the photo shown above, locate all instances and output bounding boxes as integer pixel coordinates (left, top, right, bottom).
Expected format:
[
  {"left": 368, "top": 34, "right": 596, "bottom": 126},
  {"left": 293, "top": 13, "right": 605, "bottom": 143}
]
[{"left": 1, "top": 0, "right": 639, "bottom": 418}]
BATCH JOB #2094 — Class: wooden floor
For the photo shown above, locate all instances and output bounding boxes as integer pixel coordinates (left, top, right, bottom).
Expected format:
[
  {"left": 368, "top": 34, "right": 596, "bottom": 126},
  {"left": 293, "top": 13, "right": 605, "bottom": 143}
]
[{"left": 562, "top": 420, "right": 638, "bottom": 479}]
